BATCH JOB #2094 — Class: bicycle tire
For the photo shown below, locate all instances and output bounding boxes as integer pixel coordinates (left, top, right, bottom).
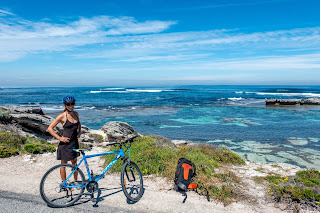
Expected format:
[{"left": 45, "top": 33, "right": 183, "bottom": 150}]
[
  {"left": 40, "top": 164, "right": 85, "bottom": 207},
  {"left": 120, "top": 161, "right": 144, "bottom": 202}
]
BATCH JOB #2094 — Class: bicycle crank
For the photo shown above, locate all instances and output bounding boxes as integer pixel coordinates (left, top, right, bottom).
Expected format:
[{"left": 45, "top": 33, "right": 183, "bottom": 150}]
[{"left": 86, "top": 181, "right": 99, "bottom": 193}]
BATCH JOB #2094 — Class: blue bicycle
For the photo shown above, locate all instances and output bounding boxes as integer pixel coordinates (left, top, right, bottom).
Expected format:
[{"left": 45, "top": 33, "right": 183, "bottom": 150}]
[{"left": 40, "top": 136, "right": 143, "bottom": 208}]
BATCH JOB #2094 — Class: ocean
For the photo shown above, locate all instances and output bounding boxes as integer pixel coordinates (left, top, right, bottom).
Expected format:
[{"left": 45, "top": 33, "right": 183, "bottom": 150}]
[{"left": 1, "top": 85, "right": 320, "bottom": 169}]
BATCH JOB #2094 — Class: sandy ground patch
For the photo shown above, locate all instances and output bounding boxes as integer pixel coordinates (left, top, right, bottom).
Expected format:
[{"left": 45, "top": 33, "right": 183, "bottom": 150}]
[{"left": 0, "top": 147, "right": 316, "bottom": 213}]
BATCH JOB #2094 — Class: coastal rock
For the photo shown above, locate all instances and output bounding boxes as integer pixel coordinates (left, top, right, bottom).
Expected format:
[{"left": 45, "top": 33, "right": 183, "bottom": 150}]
[
  {"left": 10, "top": 113, "right": 58, "bottom": 135},
  {"left": 1, "top": 106, "right": 62, "bottom": 138},
  {"left": 6, "top": 106, "right": 45, "bottom": 115},
  {"left": 101, "top": 121, "right": 140, "bottom": 142},
  {"left": 79, "top": 129, "right": 106, "bottom": 144},
  {"left": 265, "top": 98, "right": 320, "bottom": 106}
]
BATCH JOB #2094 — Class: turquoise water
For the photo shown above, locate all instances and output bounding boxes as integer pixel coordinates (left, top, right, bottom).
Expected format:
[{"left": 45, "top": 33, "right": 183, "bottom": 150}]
[{"left": 1, "top": 85, "right": 320, "bottom": 169}]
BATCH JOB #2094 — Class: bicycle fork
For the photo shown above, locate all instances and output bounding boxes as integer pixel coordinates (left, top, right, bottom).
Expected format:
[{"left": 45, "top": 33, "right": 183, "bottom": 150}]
[{"left": 125, "top": 162, "right": 136, "bottom": 183}]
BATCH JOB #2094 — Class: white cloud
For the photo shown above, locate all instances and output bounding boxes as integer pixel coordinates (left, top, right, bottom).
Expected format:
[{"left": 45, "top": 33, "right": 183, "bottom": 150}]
[
  {"left": 1, "top": 8, "right": 320, "bottom": 70},
  {"left": 0, "top": 9, "right": 14, "bottom": 16},
  {"left": 108, "top": 53, "right": 320, "bottom": 73},
  {"left": 163, "top": 74, "right": 253, "bottom": 81},
  {"left": 0, "top": 13, "right": 176, "bottom": 62}
]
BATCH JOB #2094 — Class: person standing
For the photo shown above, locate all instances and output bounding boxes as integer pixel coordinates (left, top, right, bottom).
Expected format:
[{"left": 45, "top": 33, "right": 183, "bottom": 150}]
[{"left": 47, "top": 95, "right": 82, "bottom": 184}]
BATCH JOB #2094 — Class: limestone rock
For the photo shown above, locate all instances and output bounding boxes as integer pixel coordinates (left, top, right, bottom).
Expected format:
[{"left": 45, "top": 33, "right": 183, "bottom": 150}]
[
  {"left": 6, "top": 106, "right": 45, "bottom": 115},
  {"left": 1, "top": 106, "right": 61, "bottom": 138},
  {"left": 101, "top": 121, "right": 139, "bottom": 142},
  {"left": 10, "top": 113, "right": 58, "bottom": 135}
]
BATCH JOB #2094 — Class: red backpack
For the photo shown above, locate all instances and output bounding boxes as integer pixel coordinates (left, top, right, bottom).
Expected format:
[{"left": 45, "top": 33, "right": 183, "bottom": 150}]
[{"left": 174, "top": 158, "right": 209, "bottom": 203}]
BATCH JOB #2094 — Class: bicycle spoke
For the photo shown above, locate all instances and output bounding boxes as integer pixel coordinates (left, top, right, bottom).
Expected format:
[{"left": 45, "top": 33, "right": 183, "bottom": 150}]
[
  {"left": 40, "top": 164, "right": 85, "bottom": 207},
  {"left": 121, "top": 161, "right": 144, "bottom": 202}
]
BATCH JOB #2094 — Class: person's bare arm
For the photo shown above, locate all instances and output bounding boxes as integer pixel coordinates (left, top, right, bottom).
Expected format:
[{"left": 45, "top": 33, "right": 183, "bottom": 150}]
[
  {"left": 75, "top": 112, "right": 82, "bottom": 138},
  {"left": 47, "top": 114, "right": 70, "bottom": 143}
]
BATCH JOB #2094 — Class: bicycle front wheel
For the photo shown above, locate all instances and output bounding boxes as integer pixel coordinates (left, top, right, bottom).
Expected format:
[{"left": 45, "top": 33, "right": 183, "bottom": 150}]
[
  {"left": 40, "top": 164, "right": 85, "bottom": 208},
  {"left": 120, "top": 161, "right": 144, "bottom": 202}
]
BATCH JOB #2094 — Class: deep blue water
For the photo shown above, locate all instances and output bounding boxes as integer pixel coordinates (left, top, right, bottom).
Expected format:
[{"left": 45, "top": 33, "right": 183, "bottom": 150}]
[{"left": 1, "top": 85, "right": 320, "bottom": 169}]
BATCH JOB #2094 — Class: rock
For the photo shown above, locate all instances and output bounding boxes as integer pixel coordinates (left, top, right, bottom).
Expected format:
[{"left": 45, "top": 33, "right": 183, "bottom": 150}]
[
  {"left": 80, "top": 124, "right": 91, "bottom": 134},
  {"left": 1, "top": 106, "right": 62, "bottom": 138},
  {"left": 5, "top": 106, "right": 45, "bottom": 115},
  {"left": 265, "top": 98, "right": 320, "bottom": 106},
  {"left": 79, "top": 130, "right": 105, "bottom": 144},
  {"left": 172, "top": 139, "right": 190, "bottom": 145},
  {"left": 101, "top": 121, "right": 139, "bottom": 142},
  {"left": 10, "top": 113, "right": 57, "bottom": 135}
]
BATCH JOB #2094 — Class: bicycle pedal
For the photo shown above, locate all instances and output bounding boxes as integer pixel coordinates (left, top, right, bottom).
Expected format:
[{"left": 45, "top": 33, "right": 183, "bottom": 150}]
[{"left": 90, "top": 194, "right": 96, "bottom": 202}]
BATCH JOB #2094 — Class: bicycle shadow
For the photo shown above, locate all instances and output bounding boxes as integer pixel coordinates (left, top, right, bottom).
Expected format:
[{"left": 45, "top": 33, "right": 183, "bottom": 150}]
[
  {"left": 77, "top": 185, "right": 145, "bottom": 207},
  {"left": 74, "top": 186, "right": 122, "bottom": 207}
]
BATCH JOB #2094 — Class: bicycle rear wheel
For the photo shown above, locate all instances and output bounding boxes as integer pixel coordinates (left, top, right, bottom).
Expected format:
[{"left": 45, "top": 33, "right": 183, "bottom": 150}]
[
  {"left": 40, "top": 164, "right": 85, "bottom": 207},
  {"left": 120, "top": 161, "right": 144, "bottom": 202}
]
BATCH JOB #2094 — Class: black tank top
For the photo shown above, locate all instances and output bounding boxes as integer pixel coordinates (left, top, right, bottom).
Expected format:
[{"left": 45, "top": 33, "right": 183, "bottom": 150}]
[{"left": 62, "top": 112, "right": 79, "bottom": 141}]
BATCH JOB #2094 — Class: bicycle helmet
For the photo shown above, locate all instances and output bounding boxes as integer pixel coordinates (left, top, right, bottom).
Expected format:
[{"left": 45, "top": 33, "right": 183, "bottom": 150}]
[{"left": 63, "top": 95, "right": 76, "bottom": 103}]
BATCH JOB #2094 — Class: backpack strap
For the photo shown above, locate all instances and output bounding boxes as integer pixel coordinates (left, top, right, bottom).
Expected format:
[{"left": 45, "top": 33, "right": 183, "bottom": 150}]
[{"left": 182, "top": 191, "right": 187, "bottom": 203}]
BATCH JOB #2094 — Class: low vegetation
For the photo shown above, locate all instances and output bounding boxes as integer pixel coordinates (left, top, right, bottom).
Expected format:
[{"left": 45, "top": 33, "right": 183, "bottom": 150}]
[
  {"left": 105, "top": 135, "right": 245, "bottom": 205},
  {"left": 89, "top": 133, "right": 103, "bottom": 143},
  {"left": 0, "top": 131, "right": 56, "bottom": 157},
  {"left": 255, "top": 169, "right": 320, "bottom": 211}
]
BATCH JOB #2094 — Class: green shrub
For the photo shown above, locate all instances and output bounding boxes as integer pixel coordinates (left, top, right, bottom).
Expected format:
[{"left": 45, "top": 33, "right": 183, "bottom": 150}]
[
  {"left": 0, "top": 131, "right": 24, "bottom": 150},
  {"left": 0, "top": 108, "right": 9, "bottom": 121},
  {"left": 0, "top": 130, "right": 56, "bottom": 156},
  {"left": 24, "top": 142, "right": 56, "bottom": 154},
  {"left": 105, "top": 135, "right": 245, "bottom": 204},
  {"left": 296, "top": 169, "right": 320, "bottom": 187},
  {"left": 43, "top": 144, "right": 56, "bottom": 153},
  {"left": 266, "top": 169, "right": 320, "bottom": 208},
  {"left": 24, "top": 143, "right": 43, "bottom": 154},
  {"left": 89, "top": 133, "right": 104, "bottom": 143},
  {"left": 0, "top": 146, "right": 19, "bottom": 158}
]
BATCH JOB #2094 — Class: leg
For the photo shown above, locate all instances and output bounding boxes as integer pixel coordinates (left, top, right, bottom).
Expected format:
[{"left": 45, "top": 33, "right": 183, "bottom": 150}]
[
  {"left": 60, "top": 160, "right": 68, "bottom": 181},
  {"left": 71, "top": 158, "right": 78, "bottom": 181}
]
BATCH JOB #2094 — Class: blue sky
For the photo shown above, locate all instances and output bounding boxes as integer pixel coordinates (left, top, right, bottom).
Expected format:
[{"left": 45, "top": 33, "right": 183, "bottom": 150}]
[{"left": 1, "top": 0, "right": 320, "bottom": 86}]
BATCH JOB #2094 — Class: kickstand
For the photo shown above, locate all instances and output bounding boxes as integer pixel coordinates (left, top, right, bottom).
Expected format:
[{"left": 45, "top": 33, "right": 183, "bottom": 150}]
[{"left": 91, "top": 188, "right": 101, "bottom": 207}]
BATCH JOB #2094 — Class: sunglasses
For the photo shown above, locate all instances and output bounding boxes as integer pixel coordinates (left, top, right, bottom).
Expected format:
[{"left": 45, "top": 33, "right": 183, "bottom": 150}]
[{"left": 65, "top": 102, "right": 75, "bottom": 106}]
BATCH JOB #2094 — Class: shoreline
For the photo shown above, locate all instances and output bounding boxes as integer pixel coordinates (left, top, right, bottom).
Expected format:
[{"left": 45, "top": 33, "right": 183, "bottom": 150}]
[{"left": 1, "top": 105, "right": 320, "bottom": 171}]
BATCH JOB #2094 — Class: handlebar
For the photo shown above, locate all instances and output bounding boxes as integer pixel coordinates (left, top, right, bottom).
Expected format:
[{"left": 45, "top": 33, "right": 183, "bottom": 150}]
[{"left": 105, "top": 136, "right": 139, "bottom": 147}]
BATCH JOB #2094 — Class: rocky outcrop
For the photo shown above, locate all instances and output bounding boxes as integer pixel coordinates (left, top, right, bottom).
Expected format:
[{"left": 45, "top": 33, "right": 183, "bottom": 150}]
[
  {"left": 10, "top": 113, "right": 59, "bottom": 135},
  {"left": 101, "top": 121, "right": 140, "bottom": 142},
  {"left": 1, "top": 106, "right": 140, "bottom": 144},
  {"left": 265, "top": 98, "right": 320, "bottom": 106},
  {"left": 1, "top": 107, "right": 62, "bottom": 138},
  {"left": 5, "top": 106, "right": 45, "bottom": 115}
]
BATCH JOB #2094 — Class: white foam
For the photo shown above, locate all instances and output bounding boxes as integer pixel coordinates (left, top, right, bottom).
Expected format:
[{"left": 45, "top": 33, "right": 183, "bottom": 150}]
[
  {"left": 90, "top": 90, "right": 127, "bottom": 93},
  {"left": 228, "top": 97, "right": 243, "bottom": 101},
  {"left": 42, "top": 106, "right": 64, "bottom": 111},
  {"left": 90, "top": 89, "right": 174, "bottom": 93},
  {"left": 235, "top": 91, "right": 243, "bottom": 94},
  {"left": 101, "top": 88, "right": 124, "bottom": 90},
  {"left": 126, "top": 89, "right": 163, "bottom": 92}
]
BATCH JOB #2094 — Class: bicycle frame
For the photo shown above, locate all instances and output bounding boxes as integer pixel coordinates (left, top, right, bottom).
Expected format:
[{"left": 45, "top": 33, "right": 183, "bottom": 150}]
[{"left": 62, "top": 148, "right": 126, "bottom": 188}]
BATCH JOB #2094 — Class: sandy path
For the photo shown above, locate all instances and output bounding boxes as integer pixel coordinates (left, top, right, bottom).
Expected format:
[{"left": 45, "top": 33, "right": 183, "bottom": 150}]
[{"left": 0, "top": 147, "right": 312, "bottom": 213}]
